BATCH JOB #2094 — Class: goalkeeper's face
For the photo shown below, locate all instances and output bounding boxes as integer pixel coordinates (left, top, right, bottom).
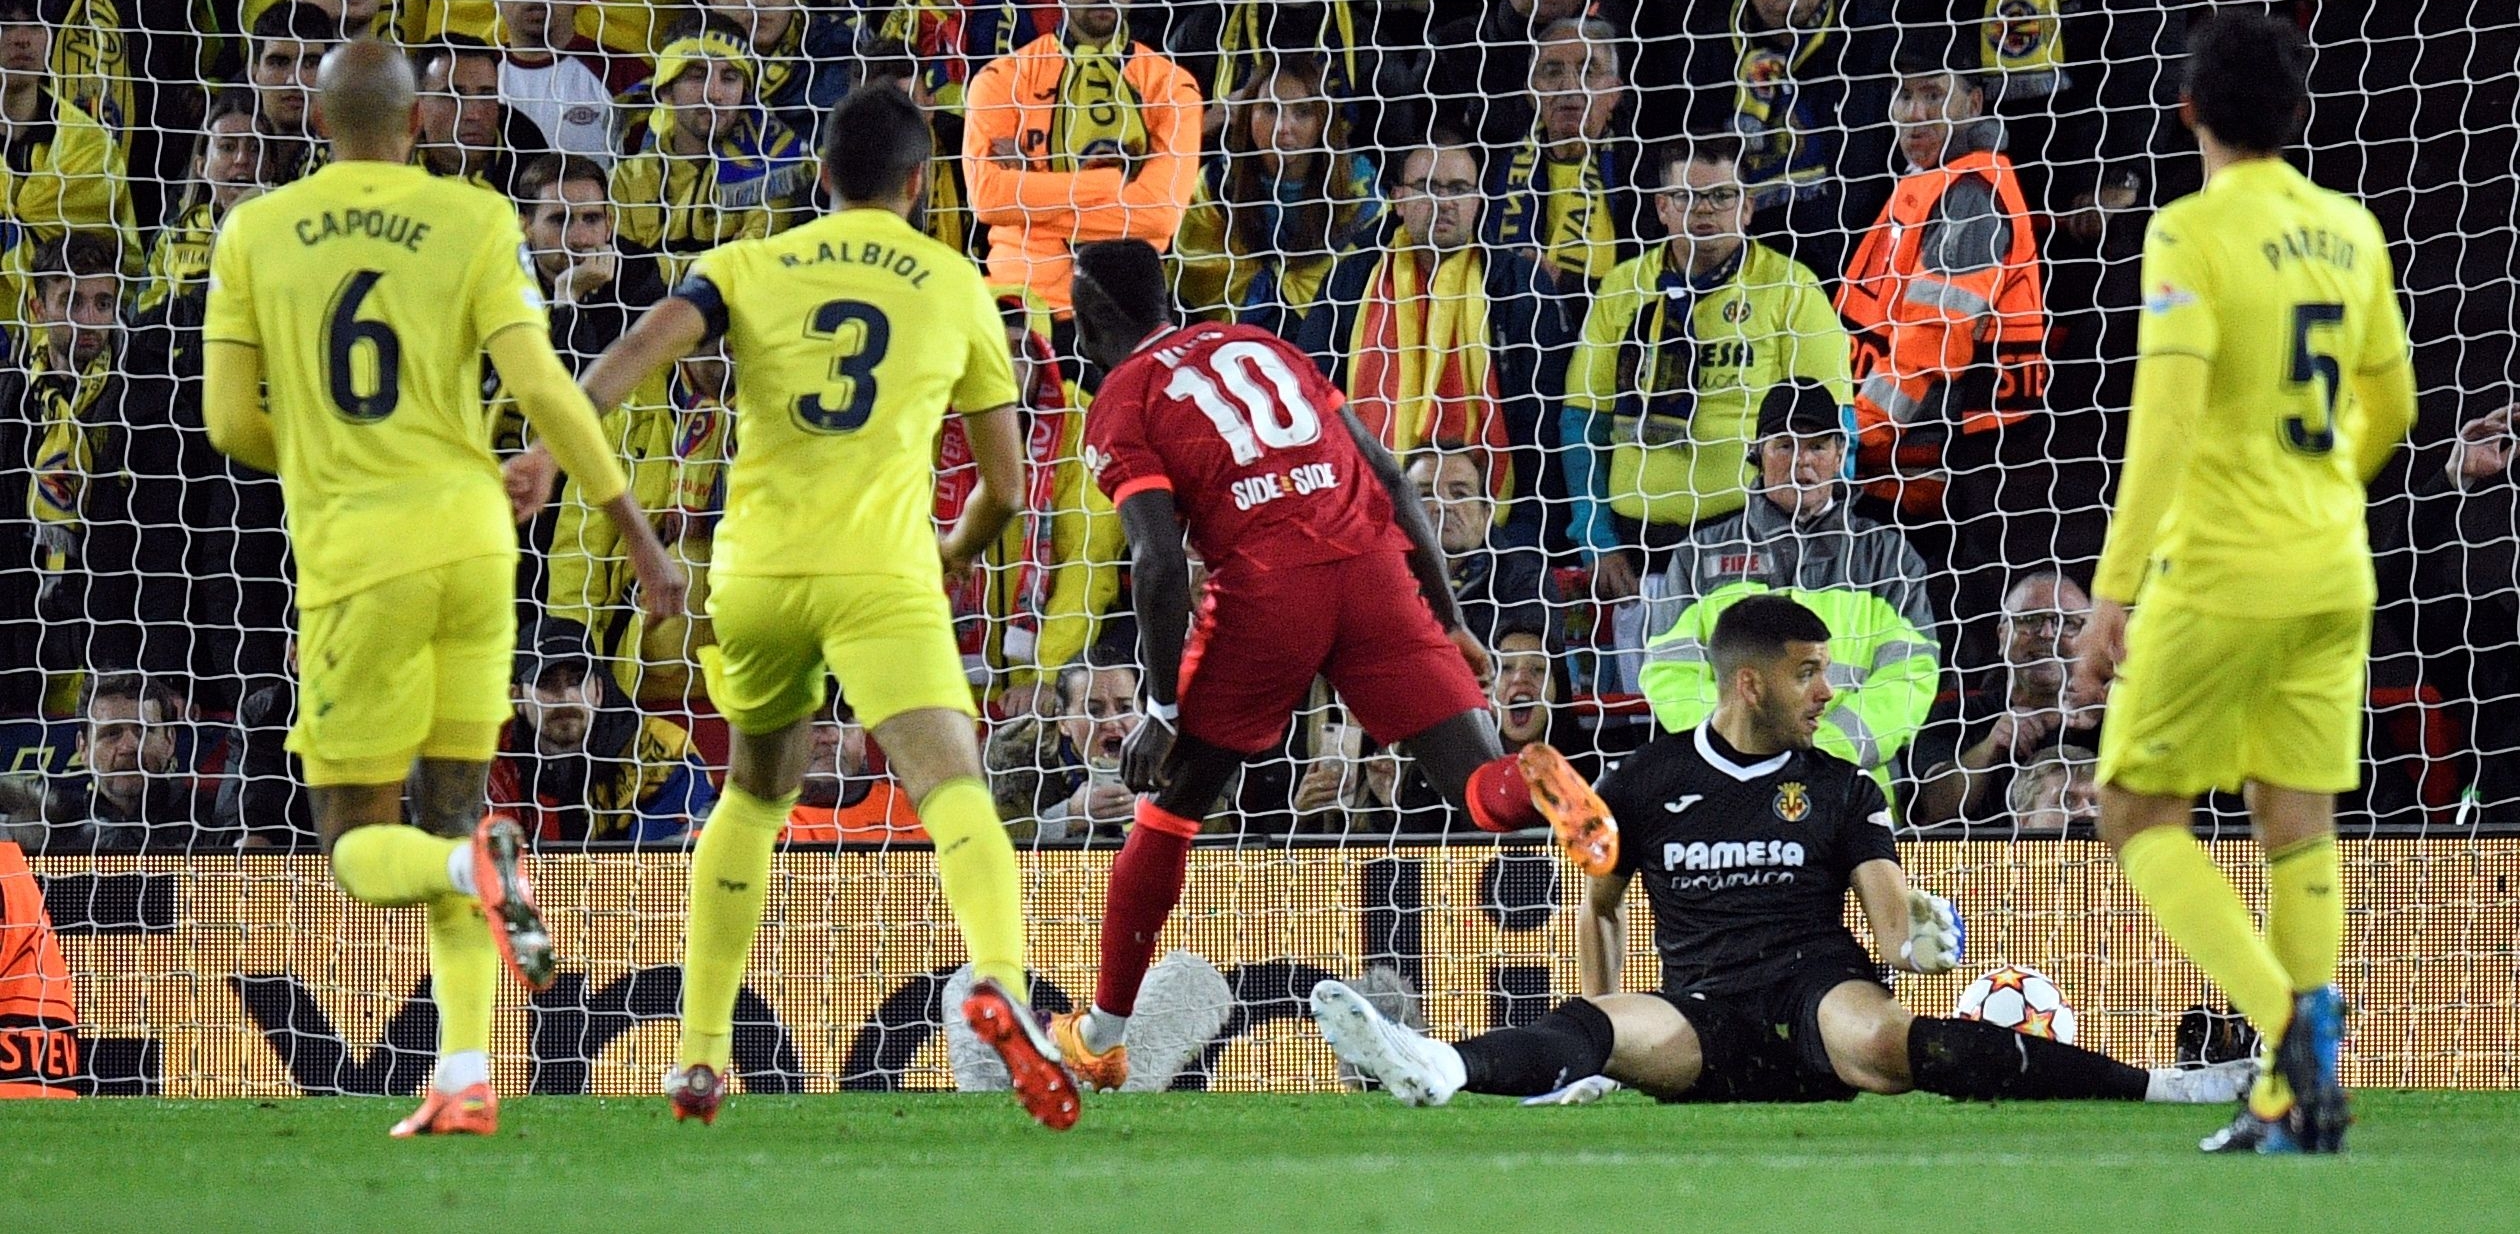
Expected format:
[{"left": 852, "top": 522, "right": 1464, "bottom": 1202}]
[{"left": 1745, "top": 641, "right": 1833, "bottom": 751}]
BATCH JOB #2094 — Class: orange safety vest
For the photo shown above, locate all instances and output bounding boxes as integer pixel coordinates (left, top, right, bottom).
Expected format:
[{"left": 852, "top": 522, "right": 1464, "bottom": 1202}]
[
  {"left": 785, "top": 787, "right": 928, "bottom": 845},
  {"left": 1836, "top": 147, "right": 2048, "bottom": 508},
  {"left": 0, "top": 840, "right": 78, "bottom": 1098}
]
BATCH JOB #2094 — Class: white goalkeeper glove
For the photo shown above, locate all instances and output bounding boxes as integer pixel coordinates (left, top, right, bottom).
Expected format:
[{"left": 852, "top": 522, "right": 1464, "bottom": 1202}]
[
  {"left": 1520, "top": 1074, "right": 1621, "bottom": 1106},
  {"left": 1899, "top": 889, "right": 1964, "bottom": 974}
]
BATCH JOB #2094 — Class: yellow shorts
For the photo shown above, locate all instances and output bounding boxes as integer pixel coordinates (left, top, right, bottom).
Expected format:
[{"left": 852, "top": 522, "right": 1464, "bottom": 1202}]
[
  {"left": 704, "top": 572, "right": 975, "bottom": 735},
  {"left": 291, "top": 555, "right": 516, "bottom": 786},
  {"left": 2098, "top": 604, "right": 2369, "bottom": 797}
]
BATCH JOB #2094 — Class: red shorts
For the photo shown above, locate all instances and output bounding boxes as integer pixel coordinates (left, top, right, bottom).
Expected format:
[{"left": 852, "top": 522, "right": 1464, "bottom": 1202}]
[{"left": 1177, "top": 552, "right": 1490, "bottom": 755}]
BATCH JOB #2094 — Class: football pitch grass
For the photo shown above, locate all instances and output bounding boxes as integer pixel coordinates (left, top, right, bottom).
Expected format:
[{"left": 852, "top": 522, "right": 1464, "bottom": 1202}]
[{"left": 21, "top": 1090, "right": 2518, "bottom": 1233}]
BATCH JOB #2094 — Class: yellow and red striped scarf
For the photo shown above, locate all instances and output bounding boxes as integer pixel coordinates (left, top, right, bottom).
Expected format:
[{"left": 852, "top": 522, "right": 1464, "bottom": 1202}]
[{"left": 1346, "top": 230, "right": 1510, "bottom": 501}]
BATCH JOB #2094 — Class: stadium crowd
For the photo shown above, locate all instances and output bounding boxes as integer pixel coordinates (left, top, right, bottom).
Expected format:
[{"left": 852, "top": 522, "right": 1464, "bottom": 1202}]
[{"left": 0, "top": 0, "right": 2506, "bottom": 854}]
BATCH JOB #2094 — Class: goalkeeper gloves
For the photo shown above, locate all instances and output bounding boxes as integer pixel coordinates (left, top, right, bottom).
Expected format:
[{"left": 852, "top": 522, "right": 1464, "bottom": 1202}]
[{"left": 1899, "top": 889, "right": 1964, "bottom": 974}]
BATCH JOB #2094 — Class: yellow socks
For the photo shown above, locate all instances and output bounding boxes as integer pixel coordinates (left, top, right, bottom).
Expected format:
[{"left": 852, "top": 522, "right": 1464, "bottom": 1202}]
[
  {"left": 2265, "top": 834, "right": 2342, "bottom": 991},
  {"left": 428, "top": 895, "right": 498, "bottom": 1058},
  {"left": 2117, "top": 826, "right": 2297, "bottom": 1033},
  {"left": 330, "top": 824, "right": 462, "bottom": 907},
  {"left": 677, "top": 785, "right": 791, "bottom": 1071},
  {"left": 920, "top": 777, "right": 1027, "bottom": 996}
]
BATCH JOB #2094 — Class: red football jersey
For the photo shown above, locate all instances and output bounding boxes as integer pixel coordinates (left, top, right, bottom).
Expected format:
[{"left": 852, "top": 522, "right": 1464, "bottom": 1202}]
[{"left": 1085, "top": 322, "right": 1411, "bottom": 577}]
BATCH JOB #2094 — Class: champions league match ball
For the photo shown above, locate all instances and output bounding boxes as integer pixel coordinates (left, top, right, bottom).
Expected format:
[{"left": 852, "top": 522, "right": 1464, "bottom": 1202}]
[{"left": 1952, "top": 965, "right": 2081, "bottom": 1044}]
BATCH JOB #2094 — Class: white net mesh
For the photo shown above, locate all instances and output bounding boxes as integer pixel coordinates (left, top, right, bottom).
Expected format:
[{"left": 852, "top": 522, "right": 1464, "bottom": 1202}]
[{"left": 2, "top": 1, "right": 2515, "bottom": 1095}]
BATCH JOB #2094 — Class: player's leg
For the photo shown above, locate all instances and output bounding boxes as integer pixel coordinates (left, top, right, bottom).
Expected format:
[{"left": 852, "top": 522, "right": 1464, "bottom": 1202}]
[
  {"left": 1328, "top": 553, "right": 1615, "bottom": 872},
  {"left": 838, "top": 578, "right": 1075, "bottom": 1130},
  {"left": 1053, "top": 734, "right": 1244, "bottom": 1089},
  {"left": 2096, "top": 606, "right": 2302, "bottom": 1119},
  {"left": 1057, "top": 575, "right": 1331, "bottom": 1080},
  {"left": 1312, "top": 980, "right": 1706, "bottom": 1105},
  {"left": 1816, "top": 978, "right": 2247, "bottom": 1103},
  {"left": 670, "top": 575, "right": 823, "bottom": 1120},
  {"left": 2232, "top": 607, "right": 2368, "bottom": 1151}
]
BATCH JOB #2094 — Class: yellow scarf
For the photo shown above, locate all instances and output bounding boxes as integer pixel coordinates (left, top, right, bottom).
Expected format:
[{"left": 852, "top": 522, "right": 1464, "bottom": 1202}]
[
  {"left": 1982, "top": 0, "right": 2064, "bottom": 78},
  {"left": 1048, "top": 21, "right": 1148, "bottom": 172},
  {"left": 1347, "top": 229, "right": 1499, "bottom": 465},
  {"left": 25, "top": 348, "right": 112, "bottom": 572}
]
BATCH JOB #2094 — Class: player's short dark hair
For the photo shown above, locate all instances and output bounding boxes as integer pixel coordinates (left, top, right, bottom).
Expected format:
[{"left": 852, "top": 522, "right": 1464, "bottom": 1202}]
[
  {"left": 252, "top": 1, "right": 340, "bottom": 47},
  {"left": 1709, "top": 594, "right": 1832, "bottom": 685},
  {"left": 2185, "top": 9, "right": 2310, "bottom": 155},
  {"left": 30, "top": 230, "right": 119, "bottom": 294},
  {"left": 1072, "top": 239, "right": 1173, "bottom": 334},
  {"left": 820, "top": 82, "right": 932, "bottom": 204},
  {"left": 516, "top": 152, "right": 607, "bottom": 204}
]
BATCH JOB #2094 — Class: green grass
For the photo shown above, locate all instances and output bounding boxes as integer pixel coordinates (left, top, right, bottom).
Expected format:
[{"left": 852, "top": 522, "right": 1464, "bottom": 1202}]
[{"left": 19, "top": 1091, "right": 2520, "bottom": 1233}]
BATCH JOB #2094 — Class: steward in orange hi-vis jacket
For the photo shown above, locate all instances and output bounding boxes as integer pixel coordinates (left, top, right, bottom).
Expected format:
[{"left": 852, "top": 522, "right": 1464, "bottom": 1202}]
[
  {"left": 0, "top": 840, "right": 78, "bottom": 1097},
  {"left": 1836, "top": 76, "right": 2047, "bottom": 518}
]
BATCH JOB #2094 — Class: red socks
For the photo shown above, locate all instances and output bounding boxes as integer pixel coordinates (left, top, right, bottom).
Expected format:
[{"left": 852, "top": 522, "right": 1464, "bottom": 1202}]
[
  {"left": 1092, "top": 799, "right": 1199, "bottom": 1016},
  {"left": 1465, "top": 756, "right": 1542, "bottom": 833}
]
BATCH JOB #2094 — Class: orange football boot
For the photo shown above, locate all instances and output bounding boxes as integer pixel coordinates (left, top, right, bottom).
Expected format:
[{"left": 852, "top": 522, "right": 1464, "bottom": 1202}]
[
  {"left": 389, "top": 1084, "right": 498, "bottom": 1137},
  {"left": 1519, "top": 743, "right": 1618, "bottom": 876},
  {"left": 1048, "top": 1010, "right": 1129, "bottom": 1092}
]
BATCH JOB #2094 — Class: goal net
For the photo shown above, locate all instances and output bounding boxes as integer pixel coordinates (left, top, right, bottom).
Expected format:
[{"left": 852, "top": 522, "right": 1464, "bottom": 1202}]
[{"left": 5, "top": 1, "right": 2515, "bottom": 1097}]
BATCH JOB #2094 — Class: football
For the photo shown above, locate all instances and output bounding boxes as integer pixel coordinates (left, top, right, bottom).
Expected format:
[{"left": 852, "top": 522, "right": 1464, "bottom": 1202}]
[{"left": 1953, "top": 965, "right": 2081, "bottom": 1044}]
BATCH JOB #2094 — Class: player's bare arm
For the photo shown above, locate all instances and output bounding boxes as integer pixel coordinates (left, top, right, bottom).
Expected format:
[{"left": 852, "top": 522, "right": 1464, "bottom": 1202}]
[
  {"left": 938, "top": 402, "right": 1023, "bottom": 578},
  {"left": 1577, "top": 869, "right": 1629, "bottom": 997},
  {"left": 1117, "top": 488, "right": 1190, "bottom": 792},
  {"left": 581, "top": 294, "right": 710, "bottom": 416}
]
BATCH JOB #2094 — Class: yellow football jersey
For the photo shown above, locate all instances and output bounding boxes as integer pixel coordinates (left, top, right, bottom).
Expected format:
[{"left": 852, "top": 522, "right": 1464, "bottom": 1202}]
[
  {"left": 2099, "top": 158, "right": 2414, "bottom": 616},
  {"left": 688, "top": 207, "right": 1019, "bottom": 581},
  {"left": 204, "top": 161, "right": 546, "bottom": 608}
]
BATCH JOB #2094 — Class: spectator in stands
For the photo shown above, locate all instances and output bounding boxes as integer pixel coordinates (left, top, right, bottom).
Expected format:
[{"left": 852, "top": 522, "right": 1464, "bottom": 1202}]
[
  {"left": 493, "top": 620, "right": 717, "bottom": 844},
  {"left": 702, "top": 0, "right": 850, "bottom": 148},
  {"left": 985, "top": 645, "right": 1143, "bottom": 841},
  {"left": 223, "top": 666, "right": 314, "bottom": 848},
  {"left": 2006, "top": 744, "right": 2100, "bottom": 839},
  {"left": 869, "top": 0, "right": 1060, "bottom": 122},
  {"left": 8, "top": 232, "right": 121, "bottom": 684},
  {"left": 943, "top": 289, "right": 1122, "bottom": 701},
  {"left": 245, "top": 3, "right": 337, "bottom": 182},
  {"left": 611, "top": 17, "right": 814, "bottom": 278},
  {"left": 961, "top": 0, "right": 1203, "bottom": 321},
  {"left": 519, "top": 154, "right": 668, "bottom": 367},
  {"left": 1566, "top": 134, "right": 1852, "bottom": 604},
  {"left": 495, "top": 0, "right": 641, "bottom": 165},
  {"left": 415, "top": 36, "right": 548, "bottom": 194},
  {"left": 786, "top": 696, "right": 926, "bottom": 844},
  {"left": 1161, "top": 1, "right": 1394, "bottom": 147},
  {"left": 1906, "top": 569, "right": 2102, "bottom": 828},
  {"left": 1425, "top": 0, "right": 1590, "bottom": 144},
  {"left": 2380, "top": 403, "right": 2520, "bottom": 822},
  {"left": 1485, "top": 17, "right": 1643, "bottom": 294},
  {"left": 1676, "top": 0, "right": 1897, "bottom": 279},
  {"left": 0, "top": 0, "right": 133, "bottom": 307},
  {"left": 852, "top": 42, "right": 983, "bottom": 260},
  {"left": 1299, "top": 133, "right": 1572, "bottom": 534},
  {"left": 1633, "top": 378, "right": 1939, "bottom": 796},
  {"left": 1836, "top": 48, "right": 2049, "bottom": 654},
  {"left": 1170, "top": 51, "right": 1381, "bottom": 337},
  {"left": 136, "top": 90, "right": 267, "bottom": 322},
  {"left": 14, "top": 674, "right": 229, "bottom": 853},
  {"left": 1404, "top": 447, "right": 1556, "bottom": 648}
]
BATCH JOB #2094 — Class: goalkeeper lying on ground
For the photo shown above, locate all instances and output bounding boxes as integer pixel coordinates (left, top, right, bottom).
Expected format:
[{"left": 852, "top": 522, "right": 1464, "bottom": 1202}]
[{"left": 1316, "top": 594, "right": 2249, "bottom": 1108}]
